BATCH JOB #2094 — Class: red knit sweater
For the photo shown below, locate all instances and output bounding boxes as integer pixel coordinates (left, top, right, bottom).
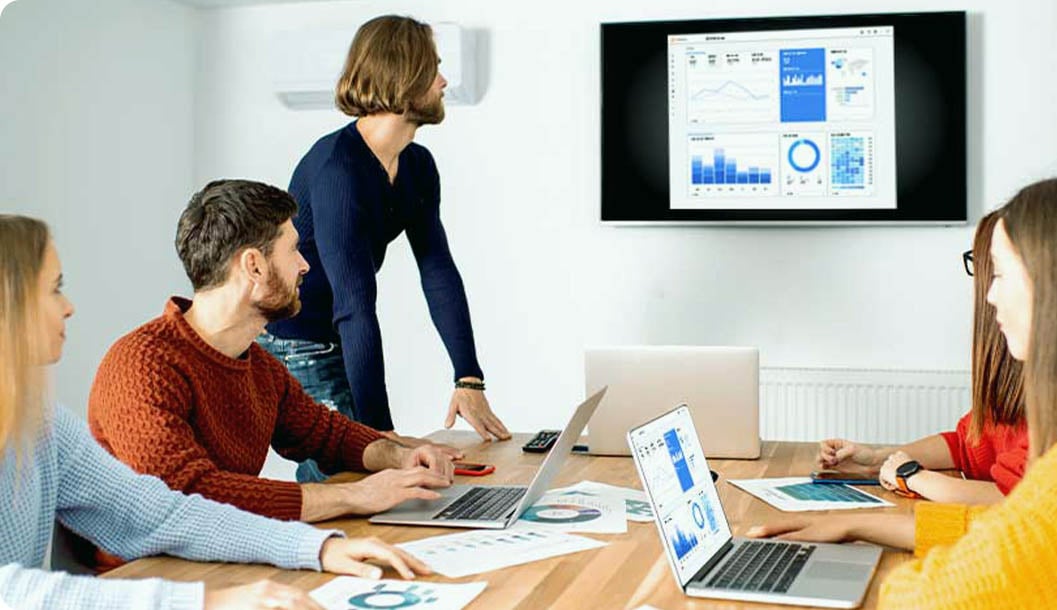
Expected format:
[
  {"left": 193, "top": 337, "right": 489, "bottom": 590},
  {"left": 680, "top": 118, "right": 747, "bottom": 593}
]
[
  {"left": 88, "top": 297, "right": 384, "bottom": 521},
  {"left": 939, "top": 412, "right": 1028, "bottom": 495}
]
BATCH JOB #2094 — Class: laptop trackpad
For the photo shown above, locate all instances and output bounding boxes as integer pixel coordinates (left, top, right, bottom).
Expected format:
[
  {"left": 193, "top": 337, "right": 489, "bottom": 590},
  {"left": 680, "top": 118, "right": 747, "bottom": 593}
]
[
  {"left": 373, "top": 485, "right": 465, "bottom": 519},
  {"left": 804, "top": 561, "right": 873, "bottom": 582}
]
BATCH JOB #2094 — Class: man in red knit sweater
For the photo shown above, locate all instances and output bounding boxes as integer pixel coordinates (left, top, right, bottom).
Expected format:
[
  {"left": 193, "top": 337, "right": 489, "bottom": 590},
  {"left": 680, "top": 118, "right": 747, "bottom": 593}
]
[{"left": 89, "top": 180, "right": 457, "bottom": 524}]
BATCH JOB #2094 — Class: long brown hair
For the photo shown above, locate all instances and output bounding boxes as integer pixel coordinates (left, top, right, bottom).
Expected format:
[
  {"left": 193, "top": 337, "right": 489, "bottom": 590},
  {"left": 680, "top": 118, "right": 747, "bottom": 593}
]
[
  {"left": 0, "top": 215, "right": 50, "bottom": 458},
  {"left": 968, "top": 211, "right": 1025, "bottom": 442},
  {"left": 334, "top": 15, "right": 438, "bottom": 118},
  {"left": 997, "top": 178, "right": 1057, "bottom": 459}
]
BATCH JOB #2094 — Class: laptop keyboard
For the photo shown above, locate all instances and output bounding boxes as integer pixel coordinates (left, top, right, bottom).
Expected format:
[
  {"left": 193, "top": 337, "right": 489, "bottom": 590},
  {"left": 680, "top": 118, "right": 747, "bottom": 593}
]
[
  {"left": 434, "top": 486, "right": 526, "bottom": 521},
  {"left": 705, "top": 540, "right": 816, "bottom": 594}
]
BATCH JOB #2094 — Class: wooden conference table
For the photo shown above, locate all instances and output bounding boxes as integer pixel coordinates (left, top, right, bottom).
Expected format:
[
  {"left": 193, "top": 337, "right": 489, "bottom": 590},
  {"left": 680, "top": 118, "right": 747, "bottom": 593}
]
[{"left": 105, "top": 433, "right": 916, "bottom": 609}]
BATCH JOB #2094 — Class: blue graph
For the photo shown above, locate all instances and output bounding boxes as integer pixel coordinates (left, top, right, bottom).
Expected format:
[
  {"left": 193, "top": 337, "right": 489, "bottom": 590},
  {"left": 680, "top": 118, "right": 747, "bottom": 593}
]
[
  {"left": 780, "top": 48, "right": 826, "bottom": 122},
  {"left": 787, "top": 139, "right": 821, "bottom": 173},
  {"left": 776, "top": 482, "right": 881, "bottom": 503},
  {"left": 670, "top": 524, "right": 699, "bottom": 559},
  {"left": 831, "top": 136, "right": 866, "bottom": 188},
  {"left": 691, "top": 80, "right": 771, "bottom": 102},
  {"left": 703, "top": 498, "right": 718, "bottom": 533},
  {"left": 691, "top": 149, "right": 773, "bottom": 185},
  {"left": 664, "top": 429, "right": 695, "bottom": 492},
  {"left": 691, "top": 501, "right": 705, "bottom": 528},
  {"left": 690, "top": 498, "right": 720, "bottom": 533}
]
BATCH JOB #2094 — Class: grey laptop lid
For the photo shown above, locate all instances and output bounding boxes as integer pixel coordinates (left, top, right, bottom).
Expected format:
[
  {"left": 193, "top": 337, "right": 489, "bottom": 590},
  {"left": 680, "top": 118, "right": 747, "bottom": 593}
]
[
  {"left": 503, "top": 386, "right": 608, "bottom": 522},
  {"left": 585, "top": 346, "right": 760, "bottom": 459}
]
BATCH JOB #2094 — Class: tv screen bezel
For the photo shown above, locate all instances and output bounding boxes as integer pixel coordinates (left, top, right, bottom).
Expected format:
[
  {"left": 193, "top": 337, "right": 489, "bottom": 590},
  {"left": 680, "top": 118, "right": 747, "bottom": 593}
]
[{"left": 600, "top": 11, "right": 967, "bottom": 225}]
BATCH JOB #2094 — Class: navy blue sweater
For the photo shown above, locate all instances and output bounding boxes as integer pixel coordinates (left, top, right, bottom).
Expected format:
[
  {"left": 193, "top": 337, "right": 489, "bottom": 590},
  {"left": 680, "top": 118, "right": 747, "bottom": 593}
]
[{"left": 268, "top": 121, "right": 482, "bottom": 431}]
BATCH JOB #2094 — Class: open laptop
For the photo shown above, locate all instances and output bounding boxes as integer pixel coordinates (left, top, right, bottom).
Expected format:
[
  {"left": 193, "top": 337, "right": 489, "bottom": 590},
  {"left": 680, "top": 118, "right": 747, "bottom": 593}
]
[
  {"left": 370, "top": 387, "right": 607, "bottom": 529},
  {"left": 629, "top": 406, "right": 881, "bottom": 608},
  {"left": 586, "top": 346, "right": 760, "bottom": 458}
]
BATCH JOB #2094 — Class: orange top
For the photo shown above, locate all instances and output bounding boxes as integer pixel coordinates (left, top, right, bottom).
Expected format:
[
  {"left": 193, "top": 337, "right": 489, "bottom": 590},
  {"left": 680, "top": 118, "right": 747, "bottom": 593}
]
[
  {"left": 880, "top": 443, "right": 1057, "bottom": 608},
  {"left": 939, "top": 411, "right": 1028, "bottom": 494}
]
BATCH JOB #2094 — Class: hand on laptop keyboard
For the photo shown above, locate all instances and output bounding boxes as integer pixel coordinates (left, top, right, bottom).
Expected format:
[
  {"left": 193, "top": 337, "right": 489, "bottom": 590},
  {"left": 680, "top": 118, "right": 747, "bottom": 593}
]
[
  {"left": 745, "top": 513, "right": 915, "bottom": 550},
  {"left": 301, "top": 467, "right": 452, "bottom": 522}
]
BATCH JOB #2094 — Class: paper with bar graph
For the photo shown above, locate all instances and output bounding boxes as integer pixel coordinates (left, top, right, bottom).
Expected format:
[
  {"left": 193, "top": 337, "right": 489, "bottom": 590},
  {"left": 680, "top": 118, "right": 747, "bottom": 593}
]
[
  {"left": 728, "top": 477, "right": 894, "bottom": 512},
  {"left": 396, "top": 529, "right": 606, "bottom": 578}
]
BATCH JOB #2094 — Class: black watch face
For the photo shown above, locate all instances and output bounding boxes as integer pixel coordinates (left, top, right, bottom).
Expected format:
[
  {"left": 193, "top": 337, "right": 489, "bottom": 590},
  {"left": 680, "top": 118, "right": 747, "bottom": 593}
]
[{"left": 897, "top": 460, "right": 922, "bottom": 478}]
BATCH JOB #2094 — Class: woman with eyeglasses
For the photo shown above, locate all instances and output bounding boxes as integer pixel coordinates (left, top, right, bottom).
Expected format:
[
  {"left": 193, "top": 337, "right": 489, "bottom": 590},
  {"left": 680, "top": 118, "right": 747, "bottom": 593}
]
[
  {"left": 808, "top": 211, "right": 1025, "bottom": 506},
  {"left": 0, "top": 215, "right": 430, "bottom": 610},
  {"left": 752, "top": 178, "right": 1057, "bottom": 607}
]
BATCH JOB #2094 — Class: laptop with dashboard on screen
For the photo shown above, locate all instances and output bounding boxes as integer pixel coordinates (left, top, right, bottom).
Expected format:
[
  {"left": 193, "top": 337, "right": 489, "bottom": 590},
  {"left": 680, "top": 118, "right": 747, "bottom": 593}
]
[
  {"left": 369, "top": 387, "right": 606, "bottom": 529},
  {"left": 629, "top": 406, "right": 881, "bottom": 608},
  {"left": 585, "top": 346, "right": 760, "bottom": 458}
]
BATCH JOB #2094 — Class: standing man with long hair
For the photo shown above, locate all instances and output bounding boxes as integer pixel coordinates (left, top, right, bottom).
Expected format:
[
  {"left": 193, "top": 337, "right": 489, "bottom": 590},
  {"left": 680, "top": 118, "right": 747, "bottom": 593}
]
[{"left": 263, "top": 15, "right": 510, "bottom": 482}]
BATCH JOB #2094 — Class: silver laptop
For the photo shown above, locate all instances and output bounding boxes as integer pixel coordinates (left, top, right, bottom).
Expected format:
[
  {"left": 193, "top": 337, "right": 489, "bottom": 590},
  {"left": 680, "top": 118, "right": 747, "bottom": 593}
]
[
  {"left": 629, "top": 406, "right": 881, "bottom": 608},
  {"left": 370, "top": 387, "right": 607, "bottom": 529},
  {"left": 586, "top": 346, "right": 760, "bottom": 458}
]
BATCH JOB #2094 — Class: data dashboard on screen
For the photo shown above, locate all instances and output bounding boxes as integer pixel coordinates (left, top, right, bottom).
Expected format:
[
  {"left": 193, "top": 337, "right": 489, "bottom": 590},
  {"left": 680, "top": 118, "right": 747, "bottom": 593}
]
[
  {"left": 668, "top": 27, "right": 896, "bottom": 211},
  {"left": 630, "top": 408, "right": 730, "bottom": 584},
  {"left": 601, "top": 12, "right": 966, "bottom": 224}
]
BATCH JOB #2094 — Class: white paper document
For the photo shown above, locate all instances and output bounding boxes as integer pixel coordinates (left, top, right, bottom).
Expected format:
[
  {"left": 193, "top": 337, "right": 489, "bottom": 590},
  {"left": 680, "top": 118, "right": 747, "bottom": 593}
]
[
  {"left": 550, "top": 480, "right": 655, "bottom": 522},
  {"left": 397, "top": 529, "right": 606, "bottom": 578},
  {"left": 311, "top": 577, "right": 485, "bottom": 610},
  {"left": 511, "top": 490, "right": 627, "bottom": 534},
  {"left": 728, "top": 477, "right": 894, "bottom": 512}
]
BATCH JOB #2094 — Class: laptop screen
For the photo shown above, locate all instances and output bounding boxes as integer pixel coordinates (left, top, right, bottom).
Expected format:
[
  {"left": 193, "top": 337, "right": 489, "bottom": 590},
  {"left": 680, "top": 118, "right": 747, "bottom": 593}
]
[{"left": 629, "top": 405, "right": 732, "bottom": 586}]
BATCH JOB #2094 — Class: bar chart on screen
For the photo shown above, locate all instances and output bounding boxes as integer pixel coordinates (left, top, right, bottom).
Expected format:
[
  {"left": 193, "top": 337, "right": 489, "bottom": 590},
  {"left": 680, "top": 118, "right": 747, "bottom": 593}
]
[{"left": 687, "top": 133, "right": 777, "bottom": 197}]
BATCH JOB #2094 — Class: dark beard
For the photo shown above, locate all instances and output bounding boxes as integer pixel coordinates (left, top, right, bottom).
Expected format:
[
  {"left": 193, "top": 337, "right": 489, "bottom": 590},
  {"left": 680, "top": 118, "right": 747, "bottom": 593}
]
[
  {"left": 406, "top": 95, "right": 445, "bottom": 126},
  {"left": 255, "top": 267, "right": 301, "bottom": 322}
]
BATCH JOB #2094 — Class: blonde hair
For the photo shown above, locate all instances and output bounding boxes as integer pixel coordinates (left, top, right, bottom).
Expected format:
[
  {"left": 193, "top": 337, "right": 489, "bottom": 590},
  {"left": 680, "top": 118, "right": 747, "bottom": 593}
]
[
  {"left": 0, "top": 215, "right": 50, "bottom": 458},
  {"left": 335, "top": 15, "right": 438, "bottom": 117},
  {"left": 998, "top": 178, "right": 1057, "bottom": 459}
]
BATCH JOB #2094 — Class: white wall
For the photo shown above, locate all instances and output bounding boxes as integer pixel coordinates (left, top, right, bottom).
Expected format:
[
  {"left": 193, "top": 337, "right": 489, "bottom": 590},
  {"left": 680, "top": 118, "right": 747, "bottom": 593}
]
[
  {"left": 193, "top": 0, "right": 1057, "bottom": 443},
  {"left": 4, "top": 0, "right": 1057, "bottom": 451},
  {"left": 0, "top": 0, "right": 197, "bottom": 416}
]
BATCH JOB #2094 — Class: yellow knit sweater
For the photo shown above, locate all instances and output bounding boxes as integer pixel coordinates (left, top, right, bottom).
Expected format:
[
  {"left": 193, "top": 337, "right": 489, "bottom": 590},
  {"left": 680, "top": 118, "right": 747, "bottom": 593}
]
[{"left": 879, "top": 443, "right": 1057, "bottom": 608}]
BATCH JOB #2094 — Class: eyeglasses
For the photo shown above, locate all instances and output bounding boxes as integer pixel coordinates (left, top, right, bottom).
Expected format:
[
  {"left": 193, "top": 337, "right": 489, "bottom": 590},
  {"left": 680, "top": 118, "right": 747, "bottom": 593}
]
[{"left": 963, "top": 250, "right": 974, "bottom": 277}]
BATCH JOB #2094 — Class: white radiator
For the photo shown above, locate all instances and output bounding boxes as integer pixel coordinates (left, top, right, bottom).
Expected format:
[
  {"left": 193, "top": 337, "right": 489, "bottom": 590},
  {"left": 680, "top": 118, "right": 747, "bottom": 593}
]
[{"left": 760, "top": 367, "right": 971, "bottom": 444}]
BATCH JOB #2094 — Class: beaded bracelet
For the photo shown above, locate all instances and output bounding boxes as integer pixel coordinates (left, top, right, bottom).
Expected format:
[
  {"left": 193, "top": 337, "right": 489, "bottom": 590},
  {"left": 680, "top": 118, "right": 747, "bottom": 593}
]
[{"left": 455, "top": 380, "right": 486, "bottom": 391}]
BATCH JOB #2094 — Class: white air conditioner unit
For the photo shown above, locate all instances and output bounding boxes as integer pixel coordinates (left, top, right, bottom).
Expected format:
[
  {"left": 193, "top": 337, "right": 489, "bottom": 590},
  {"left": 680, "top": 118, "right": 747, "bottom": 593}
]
[{"left": 270, "top": 23, "right": 478, "bottom": 110}]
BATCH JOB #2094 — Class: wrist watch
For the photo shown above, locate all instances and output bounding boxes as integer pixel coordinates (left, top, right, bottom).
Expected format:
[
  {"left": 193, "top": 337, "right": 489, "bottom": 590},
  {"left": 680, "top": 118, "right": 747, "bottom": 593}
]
[{"left": 895, "top": 460, "right": 924, "bottom": 498}]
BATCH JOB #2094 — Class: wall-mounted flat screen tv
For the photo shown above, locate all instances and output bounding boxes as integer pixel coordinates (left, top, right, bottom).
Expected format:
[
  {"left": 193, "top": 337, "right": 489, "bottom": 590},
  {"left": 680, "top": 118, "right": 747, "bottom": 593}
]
[{"left": 601, "top": 11, "right": 966, "bottom": 224}]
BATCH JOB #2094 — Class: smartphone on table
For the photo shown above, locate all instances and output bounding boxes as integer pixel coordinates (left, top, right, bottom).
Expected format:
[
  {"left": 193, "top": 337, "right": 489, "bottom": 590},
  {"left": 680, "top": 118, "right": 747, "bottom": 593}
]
[
  {"left": 810, "top": 470, "right": 880, "bottom": 485},
  {"left": 454, "top": 462, "right": 495, "bottom": 476}
]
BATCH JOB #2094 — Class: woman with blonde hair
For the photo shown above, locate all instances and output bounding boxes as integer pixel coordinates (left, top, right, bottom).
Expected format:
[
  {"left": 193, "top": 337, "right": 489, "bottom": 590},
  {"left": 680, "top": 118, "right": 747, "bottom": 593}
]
[{"left": 0, "top": 215, "right": 429, "bottom": 610}]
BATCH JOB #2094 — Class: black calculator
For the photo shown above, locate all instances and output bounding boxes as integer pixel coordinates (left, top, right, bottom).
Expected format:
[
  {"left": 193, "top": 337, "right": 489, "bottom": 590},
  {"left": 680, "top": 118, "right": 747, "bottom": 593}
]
[{"left": 522, "top": 429, "right": 561, "bottom": 453}]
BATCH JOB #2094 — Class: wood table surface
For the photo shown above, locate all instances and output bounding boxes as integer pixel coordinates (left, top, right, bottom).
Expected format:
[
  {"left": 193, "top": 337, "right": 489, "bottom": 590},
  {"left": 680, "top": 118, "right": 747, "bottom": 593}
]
[{"left": 104, "top": 432, "right": 916, "bottom": 609}]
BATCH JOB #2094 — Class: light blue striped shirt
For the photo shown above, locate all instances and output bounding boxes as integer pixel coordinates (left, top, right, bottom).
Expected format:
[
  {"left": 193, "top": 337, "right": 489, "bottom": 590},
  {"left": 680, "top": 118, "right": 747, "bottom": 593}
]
[{"left": 1, "top": 406, "right": 340, "bottom": 610}]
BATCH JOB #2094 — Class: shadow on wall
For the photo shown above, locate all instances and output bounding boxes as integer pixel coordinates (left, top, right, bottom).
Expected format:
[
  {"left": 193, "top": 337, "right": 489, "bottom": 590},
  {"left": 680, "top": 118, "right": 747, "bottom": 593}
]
[{"left": 472, "top": 28, "right": 491, "bottom": 104}]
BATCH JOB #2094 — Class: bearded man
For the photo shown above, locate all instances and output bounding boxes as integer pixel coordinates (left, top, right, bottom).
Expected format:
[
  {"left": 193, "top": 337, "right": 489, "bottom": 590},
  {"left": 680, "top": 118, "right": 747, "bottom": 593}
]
[
  {"left": 88, "top": 179, "right": 454, "bottom": 540},
  {"left": 261, "top": 15, "right": 510, "bottom": 486}
]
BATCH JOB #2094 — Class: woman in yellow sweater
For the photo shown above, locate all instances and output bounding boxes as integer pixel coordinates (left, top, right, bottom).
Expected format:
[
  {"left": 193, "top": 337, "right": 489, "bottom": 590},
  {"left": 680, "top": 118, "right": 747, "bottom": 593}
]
[{"left": 751, "top": 178, "right": 1057, "bottom": 608}]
